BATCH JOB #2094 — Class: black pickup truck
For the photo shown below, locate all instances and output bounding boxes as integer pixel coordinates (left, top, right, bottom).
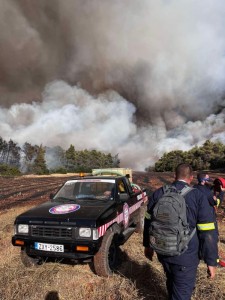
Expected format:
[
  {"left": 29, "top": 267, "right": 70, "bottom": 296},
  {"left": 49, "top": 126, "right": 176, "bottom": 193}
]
[{"left": 12, "top": 174, "right": 148, "bottom": 277}]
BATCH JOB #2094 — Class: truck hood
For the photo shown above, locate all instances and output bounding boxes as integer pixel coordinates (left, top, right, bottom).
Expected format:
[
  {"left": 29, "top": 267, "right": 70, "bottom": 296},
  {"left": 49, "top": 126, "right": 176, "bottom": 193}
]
[{"left": 16, "top": 200, "right": 115, "bottom": 226}]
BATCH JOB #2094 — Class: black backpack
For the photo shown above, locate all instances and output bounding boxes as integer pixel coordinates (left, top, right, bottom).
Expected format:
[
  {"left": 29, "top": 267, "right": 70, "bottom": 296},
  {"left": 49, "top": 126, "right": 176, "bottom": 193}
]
[{"left": 149, "top": 185, "right": 196, "bottom": 256}]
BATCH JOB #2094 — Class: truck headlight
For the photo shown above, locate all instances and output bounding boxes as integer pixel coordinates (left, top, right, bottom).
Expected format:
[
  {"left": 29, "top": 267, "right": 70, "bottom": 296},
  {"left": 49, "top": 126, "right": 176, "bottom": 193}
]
[
  {"left": 17, "top": 224, "right": 29, "bottom": 234},
  {"left": 79, "top": 228, "right": 91, "bottom": 238}
]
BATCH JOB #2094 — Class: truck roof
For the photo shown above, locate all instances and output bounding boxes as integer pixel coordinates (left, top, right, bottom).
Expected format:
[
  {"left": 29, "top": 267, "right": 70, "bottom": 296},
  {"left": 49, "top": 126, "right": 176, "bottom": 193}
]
[{"left": 68, "top": 175, "right": 126, "bottom": 181}]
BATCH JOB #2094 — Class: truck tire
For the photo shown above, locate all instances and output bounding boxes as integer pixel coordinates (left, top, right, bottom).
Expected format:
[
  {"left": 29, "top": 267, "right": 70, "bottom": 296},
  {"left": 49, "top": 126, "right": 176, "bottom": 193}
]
[
  {"left": 135, "top": 205, "right": 146, "bottom": 233},
  {"left": 20, "top": 249, "right": 42, "bottom": 267},
  {"left": 93, "top": 229, "right": 118, "bottom": 277}
]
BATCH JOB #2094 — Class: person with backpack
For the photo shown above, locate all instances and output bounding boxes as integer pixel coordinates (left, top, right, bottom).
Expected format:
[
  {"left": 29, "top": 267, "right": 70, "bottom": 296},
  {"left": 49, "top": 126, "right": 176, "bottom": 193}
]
[{"left": 143, "top": 163, "right": 218, "bottom": 300}]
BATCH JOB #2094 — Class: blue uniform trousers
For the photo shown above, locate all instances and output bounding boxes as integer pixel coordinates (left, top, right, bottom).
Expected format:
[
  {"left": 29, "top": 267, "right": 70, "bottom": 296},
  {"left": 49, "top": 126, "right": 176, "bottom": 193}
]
[{"left": 161, "top": 262, "right": 198, "bottom": 300}]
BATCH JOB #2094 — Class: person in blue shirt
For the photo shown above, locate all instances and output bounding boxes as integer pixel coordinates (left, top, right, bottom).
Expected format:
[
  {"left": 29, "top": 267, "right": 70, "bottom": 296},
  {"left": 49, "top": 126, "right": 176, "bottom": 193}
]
[
  {"left": 194, "top": 172, "right": 219, "bottom": 206},
  {"left": 143, "top": 163, "right": 218, "bottom": 300},
  {"left": 193, "top": 172, "right": 219, "bottom": 210}
]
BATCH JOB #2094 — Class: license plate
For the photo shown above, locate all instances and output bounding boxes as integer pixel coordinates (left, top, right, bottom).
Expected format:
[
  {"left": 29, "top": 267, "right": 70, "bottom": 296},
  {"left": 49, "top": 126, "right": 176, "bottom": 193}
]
[{"left": 34, "top": 242, "right": 64, "bottom": 252}]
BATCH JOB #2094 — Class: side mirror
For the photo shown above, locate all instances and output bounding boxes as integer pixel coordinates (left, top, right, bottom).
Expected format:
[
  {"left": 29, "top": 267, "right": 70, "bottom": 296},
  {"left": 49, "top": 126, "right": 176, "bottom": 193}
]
[
  {"left": 119, "top": 193, "right": 129, "bottom": 202},
  {"left": 50, "top": 193, "right": 54, "bottom": 199}
]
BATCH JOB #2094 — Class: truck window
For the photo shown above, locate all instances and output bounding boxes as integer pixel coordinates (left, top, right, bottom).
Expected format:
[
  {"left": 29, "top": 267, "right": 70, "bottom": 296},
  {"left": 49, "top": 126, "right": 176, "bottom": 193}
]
[
  {"left": 124, "top": 177, "right": 134, "bottom": 194},
  {"left": 118, "top": 180, "right": 126, "bottom": 193}
]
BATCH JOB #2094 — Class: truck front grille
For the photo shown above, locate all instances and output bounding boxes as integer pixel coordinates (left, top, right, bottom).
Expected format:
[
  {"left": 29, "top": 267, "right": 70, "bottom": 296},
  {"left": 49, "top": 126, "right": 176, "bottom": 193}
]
[{"left": 31, "top": 226, "right": 73, "bottom": 239}]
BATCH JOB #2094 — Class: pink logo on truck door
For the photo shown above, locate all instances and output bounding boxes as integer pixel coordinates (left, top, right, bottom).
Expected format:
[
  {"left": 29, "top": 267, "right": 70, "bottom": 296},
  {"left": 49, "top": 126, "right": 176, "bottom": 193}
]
[{"left": 49, "top": 204, "right": 80, "bottom": 214}]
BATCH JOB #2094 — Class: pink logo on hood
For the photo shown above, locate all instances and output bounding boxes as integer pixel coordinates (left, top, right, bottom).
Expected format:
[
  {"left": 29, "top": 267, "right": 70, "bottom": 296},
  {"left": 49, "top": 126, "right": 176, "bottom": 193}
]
[{"left": 49, "top": 204, "right": 80, "bottom": 214}]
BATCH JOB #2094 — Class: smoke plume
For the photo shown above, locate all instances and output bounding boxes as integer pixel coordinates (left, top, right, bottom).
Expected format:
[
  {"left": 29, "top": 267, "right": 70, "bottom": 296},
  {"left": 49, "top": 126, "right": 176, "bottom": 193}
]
[{"left": 0, "top": 0, "right": 225, "bottom": 170}]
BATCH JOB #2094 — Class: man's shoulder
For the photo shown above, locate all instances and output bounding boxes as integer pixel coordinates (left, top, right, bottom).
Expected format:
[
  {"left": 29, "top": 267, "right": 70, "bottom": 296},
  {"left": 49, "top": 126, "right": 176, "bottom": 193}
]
[
  {"left": 151, "top": 186, "right": 165, "bottom": 201},
  {"left": 186, "top": 185, "right": 207, "bottom": 201},
  {"left": 193, "top": 183, "right": 199, "bottom": 188},
  {"left": 192, "top": 184, "right": 210, "bottom": 194},
  {"left": 153, "top": 182, "right": 200, "bottom": 198},
  {"left": 153, "top": 186, "right": 164, "bottom": 195},
  {"left": 192, "top": 184, "right": 203, "bottom": 192},
  {"left": 154, "top": 182, "right": 187, "bottom": 193}
]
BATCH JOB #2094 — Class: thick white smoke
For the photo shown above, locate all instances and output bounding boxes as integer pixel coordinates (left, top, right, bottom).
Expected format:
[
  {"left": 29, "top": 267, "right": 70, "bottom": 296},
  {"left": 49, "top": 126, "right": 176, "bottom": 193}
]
[{"left": 0, "top": 0, "right": 225, "bottom": 170}]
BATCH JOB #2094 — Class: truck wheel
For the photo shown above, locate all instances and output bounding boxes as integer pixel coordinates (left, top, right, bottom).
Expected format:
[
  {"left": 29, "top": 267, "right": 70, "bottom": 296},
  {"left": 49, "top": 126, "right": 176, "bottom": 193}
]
[
  {"left": 135, "top": 206, "right": 146, "bottom": 233},
  {"left": 20, "top": 249, "right": 42, "bottom": 267},
  {"left": 93, "top": 229, "right": 118, "bottom": 277}
]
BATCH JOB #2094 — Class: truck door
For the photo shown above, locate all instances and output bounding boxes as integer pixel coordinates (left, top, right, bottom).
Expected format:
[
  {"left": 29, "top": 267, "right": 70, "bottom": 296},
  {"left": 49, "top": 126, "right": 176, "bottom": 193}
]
[{"left": 117, "top": 178, "right": 139, "bottom": 228}]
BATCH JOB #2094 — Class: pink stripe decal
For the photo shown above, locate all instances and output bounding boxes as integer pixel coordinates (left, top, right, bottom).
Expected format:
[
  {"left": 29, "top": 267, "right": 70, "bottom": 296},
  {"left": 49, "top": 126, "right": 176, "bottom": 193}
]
[{"left": 97, "top": 194, "right": 147, "bottom": 237}]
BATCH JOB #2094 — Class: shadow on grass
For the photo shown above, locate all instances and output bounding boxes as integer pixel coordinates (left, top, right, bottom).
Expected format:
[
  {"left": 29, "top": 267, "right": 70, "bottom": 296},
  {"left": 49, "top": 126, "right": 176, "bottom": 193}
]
[
  {"left": 117, "top": 250, "right": 168, "bottom": 300},
  {"left": 22, "top": 249, "right": 167, "bottom": 300},
  {"left": 42, "top": 250, "right": 168, "bottom": 299},
  {"left": 45, "top": 291, "right": 60, "bottom": 300},
  {"left": 219, "top": 237, "right": 225, "bottom": 244}
]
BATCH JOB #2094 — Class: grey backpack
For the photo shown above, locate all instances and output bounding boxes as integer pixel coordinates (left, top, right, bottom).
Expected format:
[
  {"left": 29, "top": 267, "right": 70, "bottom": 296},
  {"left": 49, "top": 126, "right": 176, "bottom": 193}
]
[{"left": 149, "top": 185, "right": 196, "bottom": 256}]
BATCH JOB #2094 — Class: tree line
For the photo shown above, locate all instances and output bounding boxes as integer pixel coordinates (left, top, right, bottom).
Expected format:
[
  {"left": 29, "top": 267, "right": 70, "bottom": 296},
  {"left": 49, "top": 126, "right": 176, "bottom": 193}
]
[
  {"left": 0, "top": 136, "right": 120, "bottom": 175},
  {"left": 150, "top": 140, "right": 225, "bottom": 172},
  {"left": 2, "top": 136, "right": 224, "bottom": 175}
]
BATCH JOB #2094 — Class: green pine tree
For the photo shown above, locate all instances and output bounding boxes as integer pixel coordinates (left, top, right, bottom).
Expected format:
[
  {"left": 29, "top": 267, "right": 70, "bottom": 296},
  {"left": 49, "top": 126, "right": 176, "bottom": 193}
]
[{"left": 32, "top": 145, "right": 49, "bottom": 175}]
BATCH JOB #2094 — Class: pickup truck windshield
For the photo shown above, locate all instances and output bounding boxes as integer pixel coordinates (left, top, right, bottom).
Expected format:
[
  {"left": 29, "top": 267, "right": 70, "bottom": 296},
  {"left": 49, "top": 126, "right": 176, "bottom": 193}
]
[{"left": 54, "top": 179, "right": 116, "bottom": 201}]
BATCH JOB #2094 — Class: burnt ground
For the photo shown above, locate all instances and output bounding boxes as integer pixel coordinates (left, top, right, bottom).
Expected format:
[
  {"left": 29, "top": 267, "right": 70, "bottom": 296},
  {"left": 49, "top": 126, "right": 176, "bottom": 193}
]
[
  {"left": 1, "top": 171, "right": 225, "bottom": 221},
  {"left": 0, "top": 175, "right": 71, "bottom": 212}
]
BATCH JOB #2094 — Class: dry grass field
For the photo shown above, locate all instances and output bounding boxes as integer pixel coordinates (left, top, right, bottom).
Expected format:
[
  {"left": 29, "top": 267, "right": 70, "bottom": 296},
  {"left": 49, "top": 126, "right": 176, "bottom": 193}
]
[{"left": 1, "top": 171, "right": 225, "bottom": 300}]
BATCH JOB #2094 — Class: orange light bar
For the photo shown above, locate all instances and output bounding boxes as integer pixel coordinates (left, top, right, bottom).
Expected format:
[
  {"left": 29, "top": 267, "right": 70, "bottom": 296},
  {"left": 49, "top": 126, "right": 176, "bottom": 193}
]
[
  {"left": 79, "top": 172, "right": 85, "bottom": 177},
  {"left": 76, "top": 246, "right": 89, "bottom": 252},
  {"left": 15, "top": 240, "right": 25, "bottom": 246}
]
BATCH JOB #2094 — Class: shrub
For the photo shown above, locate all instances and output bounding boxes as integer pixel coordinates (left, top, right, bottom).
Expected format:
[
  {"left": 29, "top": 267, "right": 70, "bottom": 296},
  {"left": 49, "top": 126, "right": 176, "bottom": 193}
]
[
  {"left": 0, "top": 164, "right": 21, "bottom": 176},
  {"left": 50, "top": 167, "right": 67, "bottom": 174}
]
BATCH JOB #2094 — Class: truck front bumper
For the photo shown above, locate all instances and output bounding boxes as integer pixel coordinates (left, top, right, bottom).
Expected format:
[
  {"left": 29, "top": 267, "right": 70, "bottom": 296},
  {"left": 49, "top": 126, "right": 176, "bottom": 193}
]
[{"left": 12, "top": 235, "right": 101, "bottom": 260}]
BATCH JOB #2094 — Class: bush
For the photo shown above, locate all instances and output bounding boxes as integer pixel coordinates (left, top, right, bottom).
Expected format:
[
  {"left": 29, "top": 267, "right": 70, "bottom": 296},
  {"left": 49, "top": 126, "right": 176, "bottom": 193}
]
[
  {"left": 0, "top": 164, "right": 21, "bottom": 176},
  {"left": 151, "top": 140, "right": 225, "bottom": 172},
  {"left": 50, "top": 167, "right": 67, "bottom": 174}
]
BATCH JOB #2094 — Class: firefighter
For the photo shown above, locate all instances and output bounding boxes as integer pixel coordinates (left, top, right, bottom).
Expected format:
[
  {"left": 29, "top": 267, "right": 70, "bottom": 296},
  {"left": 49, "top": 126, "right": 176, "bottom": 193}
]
[
  {"left": 193, "top": 172, "right": 219, "bottom": 208},
  {"left": 143, "top": 163, "right": 218, "bottom": 300},
  {"left": 193, "top": 172, "right": 219, "bottom": 249}
]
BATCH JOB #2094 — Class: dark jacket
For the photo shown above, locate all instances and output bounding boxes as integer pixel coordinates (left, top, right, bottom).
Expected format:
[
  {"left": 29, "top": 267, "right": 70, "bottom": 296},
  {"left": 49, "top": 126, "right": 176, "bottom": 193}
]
[
  {"left": 143, "top": 180, "right": 218, "bottom": 267},
  {"left": 193, "top": 183, "right": 216, "bottom": 207},
  {"left": 193, "top": 183, "right": 219, "bottom": 238}
]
